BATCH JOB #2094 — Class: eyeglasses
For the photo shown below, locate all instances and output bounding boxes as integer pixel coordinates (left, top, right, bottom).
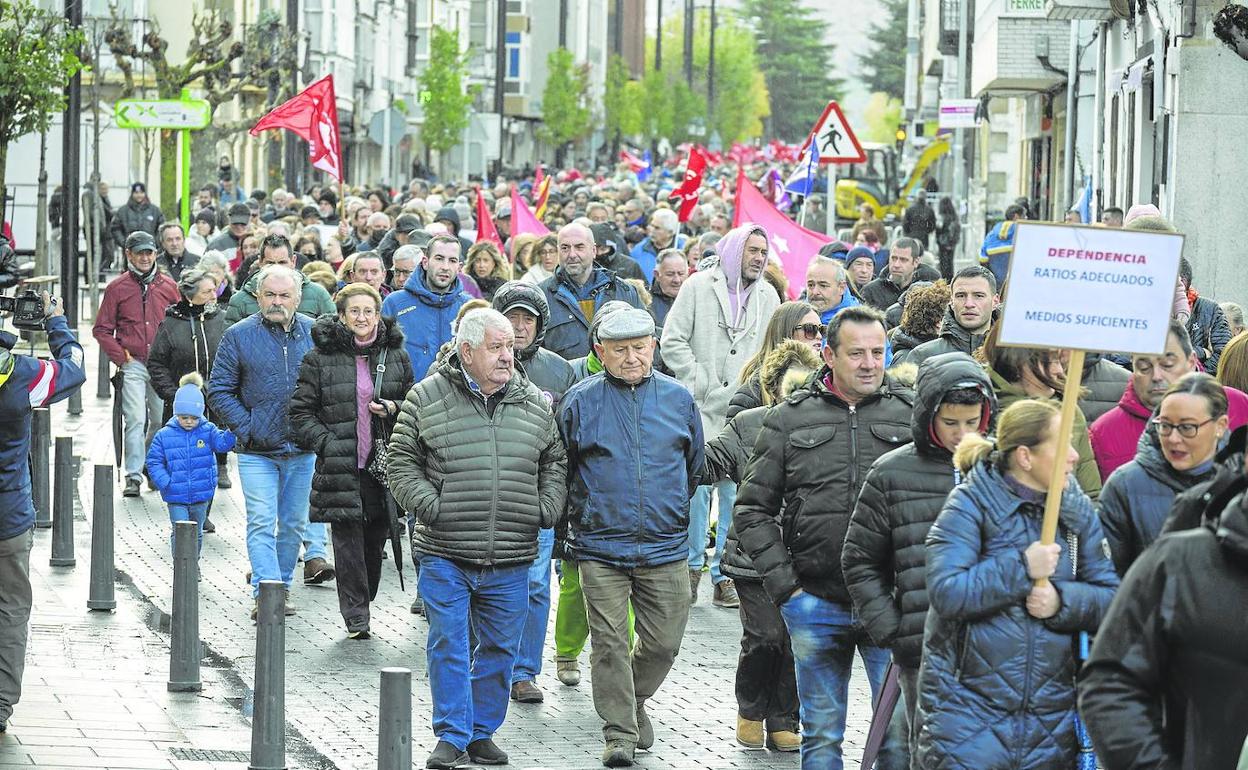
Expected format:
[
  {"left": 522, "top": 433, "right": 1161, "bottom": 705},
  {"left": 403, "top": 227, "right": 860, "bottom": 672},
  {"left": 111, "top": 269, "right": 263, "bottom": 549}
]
[
  {"left": 792, "top": 323, "right": 827, "bottom": 340},
  {"left": 1153, "top": 418, "right": 1216, "bottom": 438}
]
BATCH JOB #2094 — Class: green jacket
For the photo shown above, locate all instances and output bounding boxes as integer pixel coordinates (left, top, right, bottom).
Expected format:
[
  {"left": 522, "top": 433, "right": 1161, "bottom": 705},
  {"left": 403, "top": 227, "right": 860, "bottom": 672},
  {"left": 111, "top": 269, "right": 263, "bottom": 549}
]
[
  {"left": 224, "top": 270, "right": 336, "bottom": 326},
  {"left": 988, "top": 366, "right": 1102, "bottom": 501}
]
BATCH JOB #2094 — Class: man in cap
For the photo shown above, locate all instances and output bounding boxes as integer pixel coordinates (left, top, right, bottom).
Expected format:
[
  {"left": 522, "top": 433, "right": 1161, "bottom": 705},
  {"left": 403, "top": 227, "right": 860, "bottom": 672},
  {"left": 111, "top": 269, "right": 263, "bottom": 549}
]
[
  {"left": 558, "top": 307, "right": 704, "bottom": 767},
  {"left": 375, "top": 212, "right": 424, "bottom": 268},
  {"left": 93, "top": 231, "right": 181, "bottom": 496},
  {"left": 109, "top": 182, "right": 164, "bottom": 248},
  {"left": 843, "top": 246, "right": 878, "bottom": 301},
  {"left": 494, "top": 199, "right": 512, "bottom": 242},
  {"left": 316, "top": 190, "right": 340, "bottom": 225},
  {"left": 591, "top": 222, "right": 644, "bottom": 281},
  {"left": 491, "top": 281, "right": 576, "bottom": 704},
  {"left": 207, "top": 203, "right": 253, "bottom": 254}
]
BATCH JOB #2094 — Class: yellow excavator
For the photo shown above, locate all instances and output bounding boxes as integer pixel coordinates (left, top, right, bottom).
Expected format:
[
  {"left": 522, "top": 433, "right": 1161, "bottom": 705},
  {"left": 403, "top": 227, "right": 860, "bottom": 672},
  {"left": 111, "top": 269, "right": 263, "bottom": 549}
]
[{"left": 834, "top": 136, "right": 951, "bottom": 225}]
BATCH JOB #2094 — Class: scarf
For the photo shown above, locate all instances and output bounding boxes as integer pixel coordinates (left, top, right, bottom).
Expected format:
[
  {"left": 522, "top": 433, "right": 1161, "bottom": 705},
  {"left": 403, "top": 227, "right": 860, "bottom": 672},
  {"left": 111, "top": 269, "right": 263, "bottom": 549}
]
[
  {"left": 1186, "top": 287, "right": 1200, "bottom": 308},
  {"left": 128, "top": 263, "right": 158, "bottom": 293},
  {"left": 354, "top": 326, "right": 379, "bottom": 469}
]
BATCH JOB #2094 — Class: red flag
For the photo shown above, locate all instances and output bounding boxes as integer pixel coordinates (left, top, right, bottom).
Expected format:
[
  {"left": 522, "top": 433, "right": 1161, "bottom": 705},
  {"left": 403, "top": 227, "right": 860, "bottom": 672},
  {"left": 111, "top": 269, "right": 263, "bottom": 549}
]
[
  {"left": 619, "top": 149, "right": 648, "bottom": 174},
  {"left": 250, "top": 75, "right": 343, "bottom": 181},
  {"left": 510, "top": 187, "right": 551, "bottom": 239},
  {"left": 733, "top": 168, "right": 832, "bottom": 294},
  {"left": 669, "top": 146, "right": 708, "bottom": 222},
  {"left": 474, "top": 187, "right": 503, "bottom": 251}
]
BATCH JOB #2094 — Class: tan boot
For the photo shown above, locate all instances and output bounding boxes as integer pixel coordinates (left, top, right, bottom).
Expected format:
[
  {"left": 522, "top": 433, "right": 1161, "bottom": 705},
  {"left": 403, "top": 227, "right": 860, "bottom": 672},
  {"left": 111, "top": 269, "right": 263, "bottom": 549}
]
[
  {"left": 736, "top": 715, "right": 764, "bottom": 748},
  {"left": 766, "top": 729, "right": 801, "bottom": 752}
]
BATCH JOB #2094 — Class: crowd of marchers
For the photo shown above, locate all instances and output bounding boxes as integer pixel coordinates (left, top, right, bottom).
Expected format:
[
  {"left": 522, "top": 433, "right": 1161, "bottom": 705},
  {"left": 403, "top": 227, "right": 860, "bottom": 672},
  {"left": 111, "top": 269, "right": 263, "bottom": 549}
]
[{"left": 3, "top": 162, "right": 1246, "bottom": 770}]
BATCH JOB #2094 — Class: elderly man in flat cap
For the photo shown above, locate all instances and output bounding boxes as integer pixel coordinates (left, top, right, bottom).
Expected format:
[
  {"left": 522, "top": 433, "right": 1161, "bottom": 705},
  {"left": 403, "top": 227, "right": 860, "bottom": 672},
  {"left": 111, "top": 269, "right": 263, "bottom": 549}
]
[{"left": 556, "top": 307, "right": 705, "bottom": 768}]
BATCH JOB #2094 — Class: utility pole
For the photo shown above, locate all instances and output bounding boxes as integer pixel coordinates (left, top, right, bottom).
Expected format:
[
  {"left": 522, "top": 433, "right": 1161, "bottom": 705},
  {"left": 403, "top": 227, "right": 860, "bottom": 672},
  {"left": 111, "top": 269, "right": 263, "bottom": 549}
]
[
  {"left": 683, "top": 0, "right": 694, "bottom": 88},
  {"left": 284, "top": 0, "right": 300, "bottom": 193},
  {"left": 63, "top": 0, "right": 83, "bottom": 417},
  {"left": 904, "top": 0, "right": 920, "bottom": 120},
  {"left": 494, "top": 0, "right": 507, "bottom": 179},
  {"left": 707, "top": 0, "right": 716, "bottom": 115},
  {"left": 952, "top": 0, "right": 970, "bottom": 211},
  {"left": 655, "top": 0, "right": 663, "bottom": 71}
]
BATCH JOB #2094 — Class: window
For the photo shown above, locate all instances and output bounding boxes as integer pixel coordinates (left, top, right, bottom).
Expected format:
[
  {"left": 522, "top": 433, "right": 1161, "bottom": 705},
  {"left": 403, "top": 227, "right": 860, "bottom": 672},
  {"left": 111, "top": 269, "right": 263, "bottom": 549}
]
[
  {"left": 304, "top": 0, "right": 323, "bottom": 53},
  {"left": 506, "top": 32, "right": 521, "bottom": 80}
]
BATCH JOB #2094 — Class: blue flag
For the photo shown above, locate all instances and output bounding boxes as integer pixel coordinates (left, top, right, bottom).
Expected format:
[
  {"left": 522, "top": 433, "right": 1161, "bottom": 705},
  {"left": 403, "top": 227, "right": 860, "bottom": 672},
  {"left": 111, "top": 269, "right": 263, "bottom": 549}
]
[
  {"left": 1075, "top": 175, "right": 1092, "bottom": 224},
  {"left": 637, "top": 149, "right": 653, "bottom": 182},
  {"left": 785, "top": 137, "right": 819, "bottom": 197}
]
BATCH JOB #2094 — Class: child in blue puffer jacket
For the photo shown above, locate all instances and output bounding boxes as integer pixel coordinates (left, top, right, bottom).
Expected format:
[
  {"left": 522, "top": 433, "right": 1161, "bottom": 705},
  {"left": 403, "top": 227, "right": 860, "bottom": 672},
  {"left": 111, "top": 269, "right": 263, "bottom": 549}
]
[{"left": 146, "top": 373, "right": 235, "bottom": 555}]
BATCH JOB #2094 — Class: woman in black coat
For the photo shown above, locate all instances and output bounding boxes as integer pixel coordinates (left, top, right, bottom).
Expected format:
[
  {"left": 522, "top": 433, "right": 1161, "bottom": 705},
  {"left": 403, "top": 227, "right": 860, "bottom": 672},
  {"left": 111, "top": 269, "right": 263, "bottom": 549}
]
[
  {"left": 289, "top": 285, "right": 415, "bottom": 638},
  {"left": 147, "top": 267, "right": 231, "bottom": 515}
]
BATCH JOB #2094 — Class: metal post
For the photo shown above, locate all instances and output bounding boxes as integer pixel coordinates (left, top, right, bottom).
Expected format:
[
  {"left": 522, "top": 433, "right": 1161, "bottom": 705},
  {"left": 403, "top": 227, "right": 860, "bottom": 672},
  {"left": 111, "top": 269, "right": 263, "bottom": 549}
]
[
  {"left": 904, "top": 0, "right": 921, "bottom": 119},
  {"left": 1092, "top": 22, "right": 1108, "bottom": 217},
  {"left": 377, "top": 668, "right": 412, "bottom": 770},
  {"left": 87, "top": 464, "right": 116, "bottom": 610},
  {"left": 826, "top": 163, "right": 838, "bottom": 237},
  {"left": 62, "top": 0, "right": 82, "bottom": 364},
  {"left": 655, "top": 0, "right": 663, "bottom": 71},
  {"left": 683, "top": 0, "right": 694, "bottom": 88},
  {"left": 284, "top": 0, "right": 301, "bottom": 195},
  {"left": 707, "top": 0, "right": 716, "bottom": 115},
  {"left": 50, "top": 436, "right": 75, "bottom": 568},
  {"left": 1062, "top": 21, "right": 1080, "bottom": 214},
  {"left": 31, "top": 408, "right": 52, "bottom": 529},
  {"left": 168, "top": 520, "right": 201, "bottom": 691},
  {"left": 96, "top": 346, "right": 111, "bottom": 399},
  {"left": 250, "top": 581, "right": 287, "bottom": 770},
  {"left": 952, "top": 0, "right": 971, "bottom": 207}
]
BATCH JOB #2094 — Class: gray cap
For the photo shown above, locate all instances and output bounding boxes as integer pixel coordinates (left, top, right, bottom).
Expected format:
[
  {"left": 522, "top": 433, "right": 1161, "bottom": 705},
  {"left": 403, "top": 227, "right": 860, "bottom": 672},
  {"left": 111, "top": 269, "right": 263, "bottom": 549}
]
[
  {"left": 597, "top": 307, "right": 656, "bottom": 341},
  {"left": 125, "top": 231, "right": 157, "bottom": 253}
]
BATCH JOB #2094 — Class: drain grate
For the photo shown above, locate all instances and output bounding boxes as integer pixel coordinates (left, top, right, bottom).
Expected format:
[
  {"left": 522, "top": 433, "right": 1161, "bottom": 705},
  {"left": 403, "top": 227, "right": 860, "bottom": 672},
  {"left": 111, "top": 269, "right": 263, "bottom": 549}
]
[{"left": 169, "top": 747, "right": 250, "bottom": 762}]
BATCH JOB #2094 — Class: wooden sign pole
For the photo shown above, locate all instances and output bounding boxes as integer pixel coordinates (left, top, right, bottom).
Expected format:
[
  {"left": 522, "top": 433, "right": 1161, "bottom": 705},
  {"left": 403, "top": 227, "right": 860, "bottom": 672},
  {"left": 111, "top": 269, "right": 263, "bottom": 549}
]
[{"left": 1035, "top": 348, "right": 1086, "bottom": 586}]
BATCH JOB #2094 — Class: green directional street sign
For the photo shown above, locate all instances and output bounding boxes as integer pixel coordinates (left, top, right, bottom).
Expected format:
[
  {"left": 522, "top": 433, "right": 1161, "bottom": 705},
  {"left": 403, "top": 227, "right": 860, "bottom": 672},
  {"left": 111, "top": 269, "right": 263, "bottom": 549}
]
[{"left": 115, "top": 98, "right": 212, "bottom": 130}]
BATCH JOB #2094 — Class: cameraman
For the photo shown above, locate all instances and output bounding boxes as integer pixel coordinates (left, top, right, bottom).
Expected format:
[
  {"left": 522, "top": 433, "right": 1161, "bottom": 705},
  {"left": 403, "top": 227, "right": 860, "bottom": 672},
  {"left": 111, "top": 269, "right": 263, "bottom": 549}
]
[{"left": 0, "top": 292, "right": 86, "bottom": 732}]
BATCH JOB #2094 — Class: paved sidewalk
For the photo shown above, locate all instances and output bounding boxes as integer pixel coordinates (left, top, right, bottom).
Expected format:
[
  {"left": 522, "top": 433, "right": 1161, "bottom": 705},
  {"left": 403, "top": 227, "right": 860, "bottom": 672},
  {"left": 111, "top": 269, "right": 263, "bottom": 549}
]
[{"left": 47, "top": 325, "right": 885, "bottom": 769}]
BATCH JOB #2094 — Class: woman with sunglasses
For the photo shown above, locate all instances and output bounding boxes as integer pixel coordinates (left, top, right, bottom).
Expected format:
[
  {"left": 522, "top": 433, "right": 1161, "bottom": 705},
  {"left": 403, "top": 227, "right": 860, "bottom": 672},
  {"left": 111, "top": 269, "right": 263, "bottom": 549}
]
[
  {"left": 1097, "top": 372, "right": 1228, "bottom": 576},
  {"left": 728, "top": 301, "right": 823, "bottom": 419}
]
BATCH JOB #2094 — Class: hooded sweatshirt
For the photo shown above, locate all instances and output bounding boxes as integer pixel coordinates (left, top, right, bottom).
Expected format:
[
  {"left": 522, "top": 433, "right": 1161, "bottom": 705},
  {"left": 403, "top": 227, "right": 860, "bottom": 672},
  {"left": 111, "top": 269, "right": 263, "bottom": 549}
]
[{"left": 715, "top": 224, "right": 763, "bottom": 329}]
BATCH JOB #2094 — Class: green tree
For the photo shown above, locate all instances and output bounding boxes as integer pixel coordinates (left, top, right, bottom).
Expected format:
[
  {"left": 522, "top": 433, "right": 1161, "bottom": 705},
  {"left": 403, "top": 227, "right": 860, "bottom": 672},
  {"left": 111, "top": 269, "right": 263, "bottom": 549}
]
[
  {"left": 740, "top": 0, "right": 842, "bottom": 142},
  {"left": 0, "top": 0, "right": 84, "bottom": 212},
  {"left": 603, "top": 55, "right": 642, "bottom": 151},
  {"left": 106, "top": 9, "right": 299, "bottom": 213},
  {"left": 419, "top": 26, "right": 477, "bottom": 174},
  {"left": 539, "top": 47, "right": 592, "bottom": 167},
  {"left": 861, "top": 0, "right": 908, "bottom": 100},
  {"left": 861, "top": 92, "right": 903, "bottom": 143}
]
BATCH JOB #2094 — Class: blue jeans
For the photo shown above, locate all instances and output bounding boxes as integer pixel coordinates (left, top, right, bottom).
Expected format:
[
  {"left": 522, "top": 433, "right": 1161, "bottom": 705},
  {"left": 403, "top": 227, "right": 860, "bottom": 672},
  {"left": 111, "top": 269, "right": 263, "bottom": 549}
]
[
  {"left": 167, "top": 501, "right": 210, "bottom": 556},
  {"left": 303, "top": 521, "right": 328, "bottom": 561},
  {"left": 780, "top": 592, "right": 902, "bottom": 770},
  {"left": 686, "top": 480, "right": 735, "bottom": 584},
  {"left": 237, "top": 452, "right": 315, "bottom": 595},
  {"left": 418, "top": 554, "right": 528, "bottom": 751},
  {"left": 512, "top": 527, "right": 554, "bottom": 684}
]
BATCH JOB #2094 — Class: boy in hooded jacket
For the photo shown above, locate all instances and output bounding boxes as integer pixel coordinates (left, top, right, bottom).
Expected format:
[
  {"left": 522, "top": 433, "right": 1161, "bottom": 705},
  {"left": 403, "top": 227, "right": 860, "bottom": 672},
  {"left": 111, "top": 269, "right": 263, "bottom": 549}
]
[{"left": 146, "top": 373, "right": 236, "bottom": 555}]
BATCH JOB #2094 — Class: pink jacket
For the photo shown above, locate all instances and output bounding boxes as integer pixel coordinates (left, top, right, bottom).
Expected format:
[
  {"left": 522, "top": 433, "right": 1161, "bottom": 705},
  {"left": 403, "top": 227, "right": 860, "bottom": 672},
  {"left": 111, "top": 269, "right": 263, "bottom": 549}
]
[{"left": 1090, "top": 380, "right": 1248, "bottom": 481}]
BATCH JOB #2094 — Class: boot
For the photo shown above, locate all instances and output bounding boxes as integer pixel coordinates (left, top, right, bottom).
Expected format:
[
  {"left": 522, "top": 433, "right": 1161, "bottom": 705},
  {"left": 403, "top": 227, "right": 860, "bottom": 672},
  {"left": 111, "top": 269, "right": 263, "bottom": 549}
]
[
  {"left": 303, "top": 557, "right": 335, "bottom": 585},
  {"left": 689, "top": 569, "right": 703, "bottom": 605},
  {"left": 556, "top": 657, "right": 580, "bottom": 686},
  {"left": 766, "top": 729, "right": 801, "bottom": 752},
  {"left": 736, "top": 715, "right": 764, "bottom": 748},
  {"left": 713, "top": 578, "right": 740, "bottom": 608}
]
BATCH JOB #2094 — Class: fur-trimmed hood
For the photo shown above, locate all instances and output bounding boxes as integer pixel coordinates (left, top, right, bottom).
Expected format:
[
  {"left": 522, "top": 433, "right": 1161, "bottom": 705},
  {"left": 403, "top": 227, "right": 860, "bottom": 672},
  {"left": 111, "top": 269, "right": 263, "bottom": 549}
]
[{"left": 310, "top": 313, "right": 406, "bottom": 355}]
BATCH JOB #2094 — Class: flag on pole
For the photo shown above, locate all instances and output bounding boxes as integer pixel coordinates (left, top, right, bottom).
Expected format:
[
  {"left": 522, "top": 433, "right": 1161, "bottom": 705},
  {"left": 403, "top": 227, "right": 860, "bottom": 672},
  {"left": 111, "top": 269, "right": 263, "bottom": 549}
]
[
  {"left": 510, "top": 187, "right": 551, "bottom": 239},
  {"left": 475, "top": 187, "right": 503, "bottom": 250},
  {"left": 533, "top": 175, "right": 553, "bottom": 220},
  {"left": 768, "top": 168, "right": 792, "bottom": 211},
  {"left": 619, "top": 149, "right": 650, "bottom": 178},
  {"left": 250, "top": 75, "right": 343, "bottom": 181},
  {"left": 1074, "top": 176, "right": 1093, "bottom": 224},
  {"left": 733, "top": 168, "right": 833, "bottom": 294},
  {"left": 785, "top": 134, "right": 820, "bottom": 197},
  {"left": 669, "top": 146, "right": 708, "bottom": 222}
]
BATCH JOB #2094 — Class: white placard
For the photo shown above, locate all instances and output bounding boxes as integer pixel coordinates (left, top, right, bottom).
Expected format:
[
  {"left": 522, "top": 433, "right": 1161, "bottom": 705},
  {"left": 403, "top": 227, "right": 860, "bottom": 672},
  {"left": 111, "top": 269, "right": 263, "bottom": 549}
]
[
  {"left": 939, "top": 99, "right": 980, "bottom": 129},
  {"left": 997, "top": 222, "right": 1184, "bottom": 356}
]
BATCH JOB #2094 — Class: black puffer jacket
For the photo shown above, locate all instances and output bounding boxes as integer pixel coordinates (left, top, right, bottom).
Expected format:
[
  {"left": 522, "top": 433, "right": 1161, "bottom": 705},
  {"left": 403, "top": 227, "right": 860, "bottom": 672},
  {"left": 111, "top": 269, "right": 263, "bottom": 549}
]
[
  {"left": 736, "top": 369, "right": 915, "bottom": 604},
  {"left": 289, "top": 316, "right": 415, "bottom": 524},
  {"left": 147, "top": 300, "right": 228, "bottom": 422},
  {"left": 1078, "top": 354, "right": 1131, "bottom": 424},
  {"left": 387, "top": 352, "right": 568, "bottom": 566},
  {"left": 905, "top": 305, "right": 996, "bottom": 369},
  {"left": 491, "top": 280, "right": 576, "bottom": 405},
  {"left": 842, "top": 353, "right": 996, "bottom": 669},
  {"left": 726, "top": 372, "right": 762, "bottom": 420},
  {"left": 1080, "top": 487, "right": 1248, "bottom": 770},
  {"left": 703, "top": 405, "right": 768, "bottom": 581},
  {"left": 1162, "top": 425, "right": 1248, "bottom": 536}
]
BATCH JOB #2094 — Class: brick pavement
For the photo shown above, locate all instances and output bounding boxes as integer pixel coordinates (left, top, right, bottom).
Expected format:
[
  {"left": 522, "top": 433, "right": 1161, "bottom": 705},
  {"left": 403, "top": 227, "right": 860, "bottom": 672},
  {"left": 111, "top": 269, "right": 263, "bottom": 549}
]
[{"left": 45, "top": 326, "right": 884, "bottom": 769}]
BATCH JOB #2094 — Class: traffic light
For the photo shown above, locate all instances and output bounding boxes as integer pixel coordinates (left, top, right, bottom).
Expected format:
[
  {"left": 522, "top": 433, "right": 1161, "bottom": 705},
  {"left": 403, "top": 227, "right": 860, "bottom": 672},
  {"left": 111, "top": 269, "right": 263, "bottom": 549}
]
[{"left": 895, "top": 127, "right": 907, "bottom": 152}]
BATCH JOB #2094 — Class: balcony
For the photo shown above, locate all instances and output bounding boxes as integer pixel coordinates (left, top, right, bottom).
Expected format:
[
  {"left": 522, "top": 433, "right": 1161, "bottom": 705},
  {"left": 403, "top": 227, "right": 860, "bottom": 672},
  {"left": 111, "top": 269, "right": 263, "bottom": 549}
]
[{"left": 1045, "top": 0, "right": 1117, "bottom": 20}]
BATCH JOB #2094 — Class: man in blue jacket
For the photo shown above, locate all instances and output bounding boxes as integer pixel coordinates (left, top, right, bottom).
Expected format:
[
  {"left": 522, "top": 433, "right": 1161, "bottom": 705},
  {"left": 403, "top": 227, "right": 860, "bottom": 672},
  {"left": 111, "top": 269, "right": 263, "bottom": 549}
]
[
  {"left": 208, "top": 265, "right": 330, "bottom": 616},
  {"left": 0, "top": 295, "right": 86, "bottom": 733},
  {"left": 381, "top": 234, "right": 473, "bottom": 378},
  {"left": 541, "top": 223, "right": 644, "bottom": 361},
  {"left": 558, "top": 307, "right": 704, "bottom": 768}
]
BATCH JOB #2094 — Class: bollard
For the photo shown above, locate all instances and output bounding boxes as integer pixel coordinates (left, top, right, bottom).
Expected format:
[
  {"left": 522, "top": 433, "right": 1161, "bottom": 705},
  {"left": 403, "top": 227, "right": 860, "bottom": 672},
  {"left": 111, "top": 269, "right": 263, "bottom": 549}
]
[
  {"left": 87, "top": 465, "right": 116, "bottom": 611},
  {"left": 96, "top": 347, "right": 111, "bottom": 400},
  {"left": 377, "top": 668, "right": 412, "bottom": 770},
  {"left": 68, "top": 388, "right": 82, "bottom": 416},
  {"left": 49, "top": 436, "right": 76, "bottom": 567},
  {"left": 31, "top": 408, "right": 52, "bottom": 529},
  {"left": 250, "top": 581, "right": 286, "bottom": 770},
  {"left": 168, "top": 520, "right": 201, "bottom": 691}
]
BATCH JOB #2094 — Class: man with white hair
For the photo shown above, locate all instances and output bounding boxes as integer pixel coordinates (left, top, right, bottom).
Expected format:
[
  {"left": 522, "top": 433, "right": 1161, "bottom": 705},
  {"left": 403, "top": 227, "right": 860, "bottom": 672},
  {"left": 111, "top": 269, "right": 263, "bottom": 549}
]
[
  {"left": 208, "top": 264, "right": 323, "bottom": 616},
  {"left": 365, "top": 211, "right": 391, "bottom": 250},
  {"left": 389, "top": 307, "right": 567, "bottom": 770},
  {"left": 540, "top": 223, "right": 645, "bottom": 360},
  {"left": 630, "top": 208, "right": 688, "bottom": 282}
]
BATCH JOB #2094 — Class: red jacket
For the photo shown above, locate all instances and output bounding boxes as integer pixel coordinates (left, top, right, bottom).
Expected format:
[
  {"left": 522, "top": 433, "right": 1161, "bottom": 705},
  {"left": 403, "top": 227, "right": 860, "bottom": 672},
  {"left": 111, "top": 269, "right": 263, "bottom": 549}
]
[
  {"left": 92, "top": 270, "right": 181, "bottom": 366},
  {"left": 1090, "top": 380, "right": 1248, "bottom": 481}
]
